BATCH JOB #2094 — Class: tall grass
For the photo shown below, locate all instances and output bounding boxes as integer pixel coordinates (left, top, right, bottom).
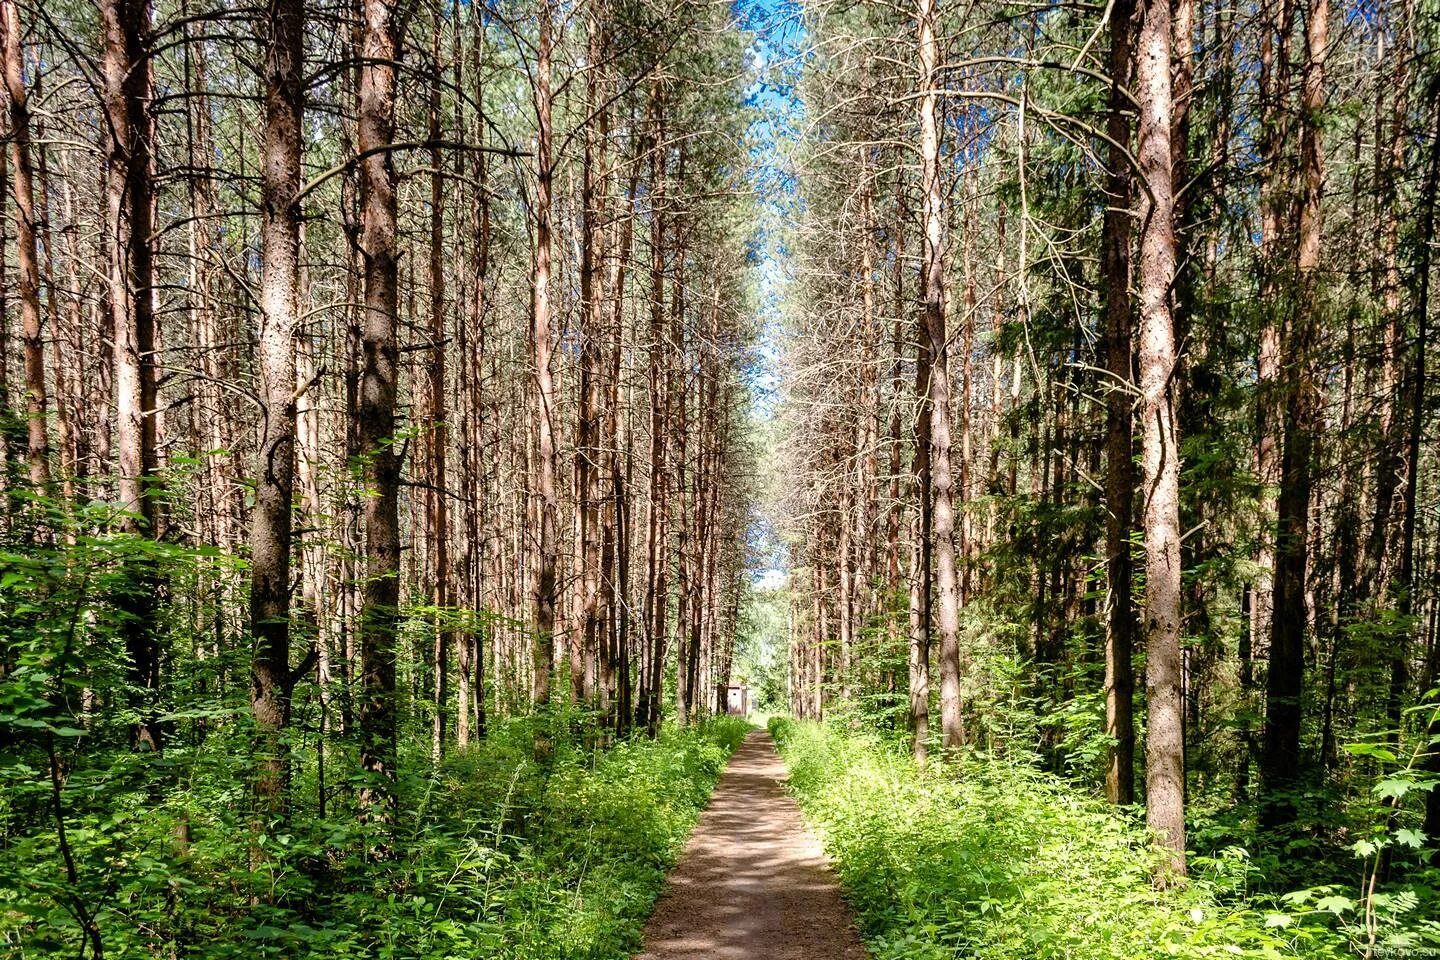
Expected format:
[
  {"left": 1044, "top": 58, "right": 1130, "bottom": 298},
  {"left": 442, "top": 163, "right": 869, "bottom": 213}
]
[
  {"left": 1, "top": 715, "right": 752, "bottom": 960},
  {"left": 769, "top": 717, "right": 1347, "bottom": 959}
]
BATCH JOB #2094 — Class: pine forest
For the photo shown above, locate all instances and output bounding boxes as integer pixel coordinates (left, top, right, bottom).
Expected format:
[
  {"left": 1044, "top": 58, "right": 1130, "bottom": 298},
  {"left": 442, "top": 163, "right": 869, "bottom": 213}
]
[{"left": 0, "top": 0, "right": 1438, "bottom": 955}]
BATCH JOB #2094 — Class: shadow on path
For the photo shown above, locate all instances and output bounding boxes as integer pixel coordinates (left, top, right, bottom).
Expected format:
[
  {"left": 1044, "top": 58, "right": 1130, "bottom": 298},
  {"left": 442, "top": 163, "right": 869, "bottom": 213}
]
[{"left": 634, "top": 729, "right": 869, "bottom": 960}]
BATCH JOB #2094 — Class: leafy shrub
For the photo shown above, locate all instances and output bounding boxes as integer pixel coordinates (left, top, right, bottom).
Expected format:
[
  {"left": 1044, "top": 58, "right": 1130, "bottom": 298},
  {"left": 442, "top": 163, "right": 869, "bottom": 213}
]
[
  {"left": 769, "top": 718, "right": 1353, "bottom": 960},
  {"left": 0, "top": 715, "right": 751, "bottom": 959}
]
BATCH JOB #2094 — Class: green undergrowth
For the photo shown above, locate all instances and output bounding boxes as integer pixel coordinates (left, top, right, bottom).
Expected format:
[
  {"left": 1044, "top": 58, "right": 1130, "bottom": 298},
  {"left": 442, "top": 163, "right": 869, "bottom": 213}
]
[
  {"left": 1, "top": 715, "right": 751, "bottom": 960},
  {"left": 769, "top": 717, "right": 1360, "bottom": 960}
]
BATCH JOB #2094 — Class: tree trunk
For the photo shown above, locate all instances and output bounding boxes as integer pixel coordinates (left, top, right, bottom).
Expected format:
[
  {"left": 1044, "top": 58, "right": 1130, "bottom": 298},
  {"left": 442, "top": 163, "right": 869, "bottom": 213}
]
[
  {"left": 607, "top": 134, "right": 641, "bottom": 734},
  {"left": 250, "top": 0, "right": 305, "bottom": 816},
  {"left": 1136, "top": 0, "right": 1186, "bottom": 880},
  {"left": 34, "top": 106, "right": 76, "bottom": 504},
  {"left": 427, "top": 13, "right": 451, "bottom": 761},
  {"left": 101, "top": 0, "right": 163, "bottom": 755},
  {"left": 356, "top": 0, "right": 401, "bottom": 826},
  {"left": 531, "top": 0, "right": 559, "bottom": 723},
  {"left": 0, "top": 104, "right": 8, "bottom": 484},
  {"left": 1251, "top": 0, "right": 1295, "bottom": 653},
  {"left": 459, "top": 4, "right": 490, "bottom": 745},
  {"left": 917, "top": 0, "right": 964, "bottom": 751},
  {"left": 575, "top": 5, "right": 607, "bottom": 709},
  {"left": 1417, "top": 97, "right": 1440, "bottom": 840},
  {"left": 673, "top": 244, "right": 692, "bottom": 725},
  {"left": 639, "top": 101, "right": 670, "bottom": 735},
  {"left": 909, "top": 202, "right": 932, "bottom": 765},
  {"left": 1, "top": 0, "right": 49, "bottom": 491},
  {"left": 1261, "top": 0, "right": 1326, "bottom": 831},
  {"left": 1102, "top": 0, "right": 1137, "bottom": 806}
]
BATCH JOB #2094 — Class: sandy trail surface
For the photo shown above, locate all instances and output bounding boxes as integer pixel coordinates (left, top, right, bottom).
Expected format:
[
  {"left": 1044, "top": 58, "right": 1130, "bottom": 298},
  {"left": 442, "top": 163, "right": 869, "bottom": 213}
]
[{"left": 634, "top": 729, "right": 869, "bottom": 960}]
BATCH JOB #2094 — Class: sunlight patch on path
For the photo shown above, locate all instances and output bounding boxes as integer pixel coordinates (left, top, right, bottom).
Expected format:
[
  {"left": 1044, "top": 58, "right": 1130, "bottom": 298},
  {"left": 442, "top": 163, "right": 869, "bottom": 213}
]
[{"left": 634, "top": 730, "right": 869, "bottom": 960}]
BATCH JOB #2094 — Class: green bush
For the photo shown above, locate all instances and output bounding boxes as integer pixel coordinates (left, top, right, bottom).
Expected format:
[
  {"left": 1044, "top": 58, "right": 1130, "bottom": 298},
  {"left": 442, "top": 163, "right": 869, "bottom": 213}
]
[
  {"left": 0, "top": 715, "right": 751, "bottom": 960},
  {"left": 769, "top": 718, "right": 1352, "bottom": 960}
]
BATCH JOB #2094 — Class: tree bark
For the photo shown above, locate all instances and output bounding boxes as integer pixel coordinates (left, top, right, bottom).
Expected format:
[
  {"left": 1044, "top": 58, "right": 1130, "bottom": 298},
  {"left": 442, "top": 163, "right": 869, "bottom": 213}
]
[
  {"left": 917, "top": 0, "right": 964, "bottom": 751},
  {"left": 575, "top": 4, "right": 607, "bottom": 709},
  {"left": 531, "top": 0, "right": 559, "bottom": 722},
  {"left": 1251, "top": 0, "right": 1295, "bottom": 654},
  {"left": 356, "top": 0, "right": 401, "bottom": 826},
  {"left": 1416, "top": 96, "right": 1440, "bottom": 840},
  {"left": 639, "top": 99, "right": 670, "bottom": 735},
  {"left": 0, "top": 104, "right": 8, "bottom": 483},
  {"left": 34, "top": 103, "right": 76, "bottom": 503},
  {"left": 426, "top": 12, "right": 451, "bottom": 761},
  {"left": 1261, "top": 0, "right": 1326, "bottom": 831},
  {"left": 1, "top": 0, "right": 49, "bottom": 491},
  {"left": 1102, "top": 0, "right": 1137, "bottom": 806},
  {"left": 909, "top": 201, "right": 932, "bottom": 765},
  {"left": 1136, "top": 0, "right": 1186, "bottom": 879},
  {"left": 101, "top": 0, "right": 162, "bottom": 755},
  {"left": 250, "top": 0, "right": 305, "bottom": 816}
]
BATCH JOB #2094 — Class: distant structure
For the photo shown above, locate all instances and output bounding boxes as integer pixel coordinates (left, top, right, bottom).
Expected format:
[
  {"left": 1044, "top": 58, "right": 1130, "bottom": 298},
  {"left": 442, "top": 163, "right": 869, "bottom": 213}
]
[{"left": 717, "top": 684, "right": 750, "bottom": 716}]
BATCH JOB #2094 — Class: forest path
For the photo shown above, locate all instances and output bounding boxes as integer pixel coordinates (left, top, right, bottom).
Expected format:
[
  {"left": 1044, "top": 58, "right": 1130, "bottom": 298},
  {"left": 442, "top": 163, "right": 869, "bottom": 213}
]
[{"left": 634, "top": 729, "right": 869, "bottom": 960}]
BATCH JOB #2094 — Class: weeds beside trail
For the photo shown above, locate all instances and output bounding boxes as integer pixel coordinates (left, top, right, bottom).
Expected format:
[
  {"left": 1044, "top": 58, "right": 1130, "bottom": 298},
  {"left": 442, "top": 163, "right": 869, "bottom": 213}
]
[
  {"left": 769, "top": 718, "right": 1376, "bottom": 960},
  {"left": 0, "top": 716, "right": 751, "bottom": 960}
]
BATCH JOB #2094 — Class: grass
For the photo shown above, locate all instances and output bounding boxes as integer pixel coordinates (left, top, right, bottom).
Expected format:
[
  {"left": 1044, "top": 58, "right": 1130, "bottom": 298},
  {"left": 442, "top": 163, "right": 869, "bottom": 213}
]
[
  {"left": 768, "top": 717, "right": 1350, "bottom": 960},
  {"left": 1, "top": 715, "right": 752, "bottom": 960}
]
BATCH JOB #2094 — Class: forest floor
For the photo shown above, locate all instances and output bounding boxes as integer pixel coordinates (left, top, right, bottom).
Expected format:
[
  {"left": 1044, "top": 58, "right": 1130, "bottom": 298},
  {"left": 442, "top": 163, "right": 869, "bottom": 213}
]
[{"left": 634, "top": 729, "right": 869, "bottom": 960}]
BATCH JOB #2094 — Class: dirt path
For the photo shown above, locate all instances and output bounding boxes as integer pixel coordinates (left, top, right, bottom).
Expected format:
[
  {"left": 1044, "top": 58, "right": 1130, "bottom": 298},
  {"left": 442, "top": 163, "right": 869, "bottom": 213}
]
[{"left": 634, "top": 729, "right": 869, "bottom": 960}]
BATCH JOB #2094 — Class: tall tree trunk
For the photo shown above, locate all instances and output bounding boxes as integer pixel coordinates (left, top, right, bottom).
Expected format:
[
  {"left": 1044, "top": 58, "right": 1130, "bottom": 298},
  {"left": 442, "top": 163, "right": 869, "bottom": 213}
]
[
  {"left": 1415, "top": 96, "right": 1440, "bottom": 841},
  {"left": 531, "top": 0, "right": 558, "bottom": 721},
  {"left": 673, "top": 303, "right": 691, "bottom": 725},
  {"left": 459, "top": 5, "right": 490, "bottom": 745},
  {"left": 575, "top": 5, "right": 607, "bottom": 709},
  {"left": 0, "top": 105, "right": 8, "bottom": 484},
  {"left": 1136, "top": 0, "right": 1186, "bottom": 880},
  {"left": 1381, "top": 22, "right": 1419, "bottom": 752},
  {"left": 607, "top": 135, "right": 640, "bottom": 734},
  {"left": 639, "top": 100, "right": 670, "bottom": 735},
  {"left": 250, "top": 0, "right": 305, "bottom": 816},
  {"left": 917, "top": 0, "right": 964, "bottom": 751},
  {"left": 1251, "top": 0, "right": 1295, "bottom": 654},
  {"left": 887, "top": 224, "right": 906, "bottom": 703},
  {"left": 2, "top": 0, "right": 49, "bottom": 491},
  {"left": 356, "top": 0, "right": 401, "bottom": 826},
  {"left": 959, "top": 163, "right": 976, "bottom": 609},
  {"left": 601, "top": 133, "right": 636, "bottom": 728},
  {"left": 34, "top": 108, "right": 76, "bottom": 503},
  {"left": 909, "top": 206, "right": 932, "bottom": 765},
  {"left": 1261, "top": 0, "right": 1326, "bottom": 831},
  {"left": 1103, "top": 0, "right": 1137, "bottom": 806},
  {"left": 427, "top": 14, "right": 451, "bottom": 761},
  {"left": 101, "top": 0, "right": 162, "bottom": 754},
  {"left": 668, "top": 182, "right": 690, "bottom": 724}
]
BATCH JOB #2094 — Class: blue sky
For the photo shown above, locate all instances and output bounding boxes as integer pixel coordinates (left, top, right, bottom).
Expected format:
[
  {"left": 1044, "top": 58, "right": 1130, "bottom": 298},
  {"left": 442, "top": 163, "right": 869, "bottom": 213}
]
[
  {"left": 734, "top": 0, "right": 806, "bottom": 586},
  {"left": 735, "top": 0, "right": 807, "bottom": 409}
]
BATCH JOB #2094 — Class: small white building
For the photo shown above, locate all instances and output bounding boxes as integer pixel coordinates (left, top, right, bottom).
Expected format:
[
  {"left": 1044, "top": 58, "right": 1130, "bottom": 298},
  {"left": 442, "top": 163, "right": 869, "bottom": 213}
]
[{"left": 718, "top": 684, "right": 750, "bottom": 716}]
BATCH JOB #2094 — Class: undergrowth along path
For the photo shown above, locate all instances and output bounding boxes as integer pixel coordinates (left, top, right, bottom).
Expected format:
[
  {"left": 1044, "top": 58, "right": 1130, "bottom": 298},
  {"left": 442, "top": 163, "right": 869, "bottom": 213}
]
[{"left": 634, "top": 729, "right": 868, "bottom": 960}]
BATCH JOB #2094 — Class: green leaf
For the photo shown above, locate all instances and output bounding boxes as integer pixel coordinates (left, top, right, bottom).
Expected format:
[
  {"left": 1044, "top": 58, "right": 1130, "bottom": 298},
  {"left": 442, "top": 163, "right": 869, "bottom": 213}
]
[
  {"left": 1376, "top": 778, "right": 1414, "bottom": 800},
  {"left": 246, "top": 925, "right": 287, "bottom": 940},
  {"left": 1393, "top": 828, "right": 1425, "bottom": 849},
  {"left": 1344, "top": 742, "right": 1399, "bottom": 763}
]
